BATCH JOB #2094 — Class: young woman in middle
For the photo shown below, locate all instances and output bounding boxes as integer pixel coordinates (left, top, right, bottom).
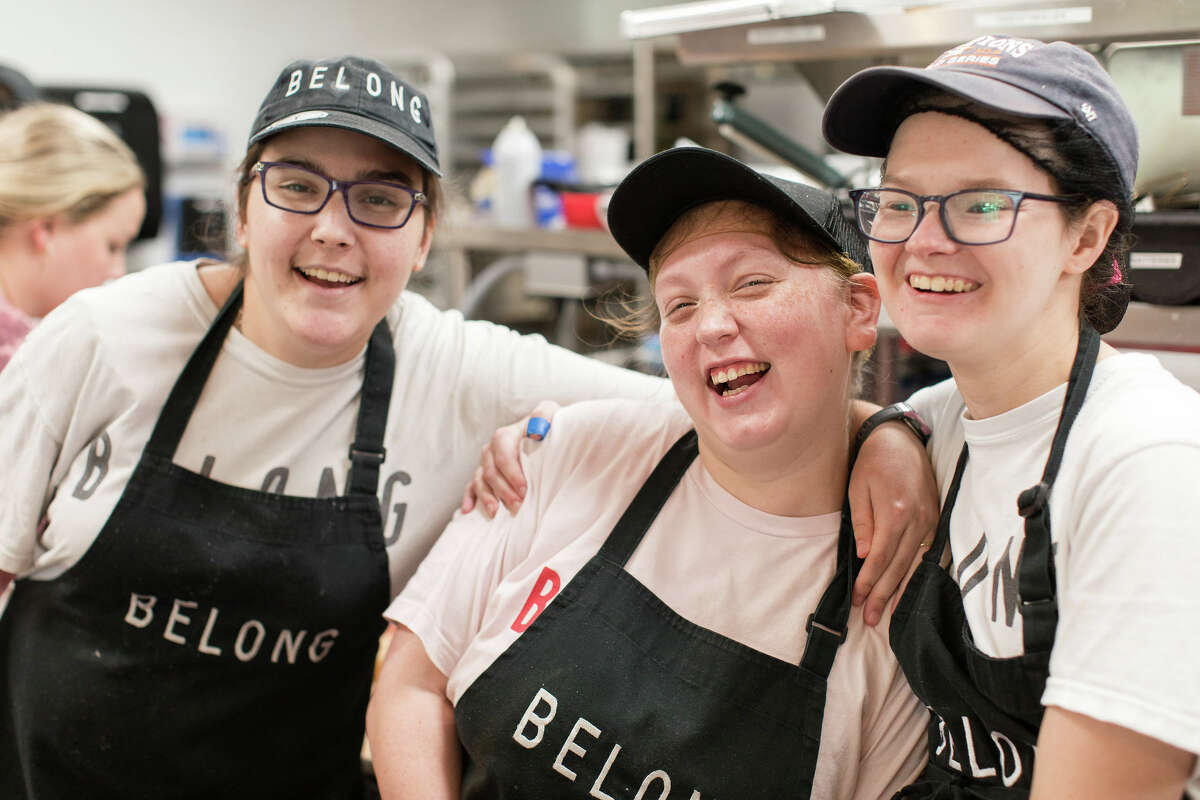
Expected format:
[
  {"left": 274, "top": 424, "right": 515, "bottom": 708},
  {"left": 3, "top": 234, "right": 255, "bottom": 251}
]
[{"left": 367, "top": 147, "right": 928, "bottom": 800}]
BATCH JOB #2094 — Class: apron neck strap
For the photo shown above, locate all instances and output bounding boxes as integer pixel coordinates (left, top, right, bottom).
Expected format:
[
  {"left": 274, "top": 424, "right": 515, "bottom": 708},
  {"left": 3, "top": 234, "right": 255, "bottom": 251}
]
[
  {"left": 600, "top": 430, "right": 699, "bottom": 565},
  {"left": 345, "top": 318, "right": 395, "bottom": 497},
  {"left": 798, "top": 496, "right": 861, "bottom": 678},
  {"left": 926, "top": 445, "right": 971, "bottom": 563},
  {"left": 923, "top": 325, "right": 1102, "bottom": 652},
  {"left": 144, "top": 282, "right": 244, "bottom": 461},
  {"left": 1017, "top": 323, "right": 1100, "bottom": 651},
  {"left": 144, "top": 281, "right": 395, "bottom": 498}
]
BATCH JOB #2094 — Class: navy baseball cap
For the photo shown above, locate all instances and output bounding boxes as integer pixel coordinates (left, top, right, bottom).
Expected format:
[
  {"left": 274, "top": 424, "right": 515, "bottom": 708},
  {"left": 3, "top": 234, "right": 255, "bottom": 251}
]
[
  {"left": 607, "top": 147, "right": 870, "bottom": 272},
  {"left": 249, "top": 55, "right": 440, "bottom": 175},
  {"left": 822, "top": 35, "right": 1138, "bottom": 198}
]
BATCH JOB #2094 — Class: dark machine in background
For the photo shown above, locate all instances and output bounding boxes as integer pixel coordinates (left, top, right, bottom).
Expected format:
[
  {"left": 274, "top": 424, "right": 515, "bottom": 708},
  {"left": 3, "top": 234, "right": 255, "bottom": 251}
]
[{"left": 40, "top": 86, "right": 164, "bottom": 242}]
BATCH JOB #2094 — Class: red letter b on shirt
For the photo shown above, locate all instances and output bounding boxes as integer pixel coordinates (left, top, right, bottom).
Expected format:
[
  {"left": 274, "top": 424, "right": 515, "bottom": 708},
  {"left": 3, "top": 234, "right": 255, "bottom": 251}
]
[{"left": 511, "top": 567, "right": 561, "bottom": 632}]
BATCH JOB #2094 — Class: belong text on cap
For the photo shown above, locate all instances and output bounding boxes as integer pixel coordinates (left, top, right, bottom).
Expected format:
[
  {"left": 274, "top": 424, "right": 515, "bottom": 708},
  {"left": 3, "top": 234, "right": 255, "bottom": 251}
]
[
  {"left": 607, "top": 147, "right": 870, "bottom": 273},
  {"left": 249, "top": 55, "right": 440, "bottom": 176},
  {"left": 821, "top": 35, "right": 1137, "bottom": 197}
]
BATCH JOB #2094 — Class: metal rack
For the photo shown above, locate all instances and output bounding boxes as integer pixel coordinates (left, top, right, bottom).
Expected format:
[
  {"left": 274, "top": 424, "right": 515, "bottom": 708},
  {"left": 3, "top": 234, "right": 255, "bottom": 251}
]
[{"left": 619, "top": 0, "right": 1200, "bottom": 374}]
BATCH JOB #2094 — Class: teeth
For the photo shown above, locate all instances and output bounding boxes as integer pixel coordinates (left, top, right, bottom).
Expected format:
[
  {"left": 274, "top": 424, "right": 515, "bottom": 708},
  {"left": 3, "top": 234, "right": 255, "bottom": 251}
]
[
  {"left": 709, "top": 361, "right": 768, "bottom": 386},
  {"left": 300, "top": 267, "right": 360, "bottom": 284},
  {"left": 722, "top": 385, "right": 750, "bottom": 397},
  {"left": 909, "top": 275, "right": 978, "bottom": 293}
]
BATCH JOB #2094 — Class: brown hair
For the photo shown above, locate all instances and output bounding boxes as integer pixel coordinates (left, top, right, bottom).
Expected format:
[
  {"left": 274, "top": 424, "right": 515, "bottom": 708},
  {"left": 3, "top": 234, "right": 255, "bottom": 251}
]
[
  {"left": 0, "top": 102, "right": 144, "bottom": 234},
  {"left": 229, "top": 136, "right": 443, "bottom": 271},
  {"left": 887, "top": 91, "right": 1134, "bottom": 333}
]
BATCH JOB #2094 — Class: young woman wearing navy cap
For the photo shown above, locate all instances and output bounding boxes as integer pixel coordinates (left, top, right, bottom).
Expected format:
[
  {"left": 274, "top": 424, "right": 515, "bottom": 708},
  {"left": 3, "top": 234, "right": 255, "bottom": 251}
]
[
  {"left": 823, "top": 34, "right": 1200, "bottom": 798},
  {"left": 0, "top": 55, "right": 931, "bottom": 798}
]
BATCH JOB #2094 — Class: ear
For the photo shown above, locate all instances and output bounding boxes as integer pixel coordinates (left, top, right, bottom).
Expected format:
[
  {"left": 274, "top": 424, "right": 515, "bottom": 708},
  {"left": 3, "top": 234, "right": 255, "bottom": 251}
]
[
  {"left": 235, "top": 208, "right": 249, "bottom": 251},
  {"left": 29, "top": 216, "right": 55, "bottom": 254},
  {"left": 1063, "top": 199, "right": 1119, "bottom": 277},
  {"left": 410, "top": 212, "right": 436, "bottom": 274},
  {"left": 845, "top": 272, "right": 881, "bottom": 353}
]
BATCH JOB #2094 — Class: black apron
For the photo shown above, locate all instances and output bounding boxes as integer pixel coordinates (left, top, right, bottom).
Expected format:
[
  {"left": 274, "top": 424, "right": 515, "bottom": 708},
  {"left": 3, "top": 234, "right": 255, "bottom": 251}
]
[
  {"left": 890, "top": 325, "right": 1101, "bottom": 799},
  {"left": 0, "top": 284, "right": 393, "bottom": 800},
  {"left": 454, "top": 429, "right": 859, "bottom": 799}
]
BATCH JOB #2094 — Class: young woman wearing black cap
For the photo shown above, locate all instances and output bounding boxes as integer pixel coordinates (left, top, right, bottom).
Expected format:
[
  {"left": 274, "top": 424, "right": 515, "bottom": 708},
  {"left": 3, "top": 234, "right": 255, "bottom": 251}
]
[
  {"left": 0, "top": 56, "right": 932, "bottom": 798},
  {"left": 0, "top": 55, "right": 678, "bottom": 799},
  {"left": 367, "top": 147, "right": 928, "bottom": 800},
  {"left": 822, "top": 34, "right": 1200, "bottom": 799}
]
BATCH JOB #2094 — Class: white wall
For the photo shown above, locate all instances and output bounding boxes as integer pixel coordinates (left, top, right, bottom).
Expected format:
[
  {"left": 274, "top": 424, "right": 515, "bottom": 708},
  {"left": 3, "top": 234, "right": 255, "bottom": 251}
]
[
  {"left": 5, "top": 0, "right": 661, "bottom": 157},
  {"left": 4, "top": 0, "right": 666, "bottom": 265}
]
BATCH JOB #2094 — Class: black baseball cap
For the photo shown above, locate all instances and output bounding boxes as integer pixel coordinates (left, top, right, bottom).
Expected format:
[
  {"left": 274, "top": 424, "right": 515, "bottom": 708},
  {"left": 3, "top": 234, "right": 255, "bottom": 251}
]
[
  {"left": 822, "top": 35, "right": 1138, "bottom": 198},
  {"left": 607, "top": 147, "right": 870, "bottom": 272},
  {"left": 249, "top": 55, "right": 440, "bottom": 175}
]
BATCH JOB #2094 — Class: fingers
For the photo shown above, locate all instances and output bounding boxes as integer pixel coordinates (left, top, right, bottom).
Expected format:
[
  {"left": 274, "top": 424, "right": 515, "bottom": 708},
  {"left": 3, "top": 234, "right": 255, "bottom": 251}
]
[
  {"left": 853, "top": 494, "right": 907, "bottom": 623},
  {"left": 480, "top": 439, "right": 524, "bottom": 516},
  {"left": 861, "top": 513, "right": 927, "bottom": 626}
]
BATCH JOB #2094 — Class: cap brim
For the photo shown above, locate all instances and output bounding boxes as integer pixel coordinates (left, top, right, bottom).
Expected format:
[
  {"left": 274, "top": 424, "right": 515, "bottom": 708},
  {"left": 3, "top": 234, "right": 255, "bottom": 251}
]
[
  {"left": 249, "top": 108, "right": 442, "bottom": 176},
  {"left": 822, "top": 65, "right": 1071, "bottom": 158},
  {"left": 607, "top": 147, "right": 865, "bottom": 271}
]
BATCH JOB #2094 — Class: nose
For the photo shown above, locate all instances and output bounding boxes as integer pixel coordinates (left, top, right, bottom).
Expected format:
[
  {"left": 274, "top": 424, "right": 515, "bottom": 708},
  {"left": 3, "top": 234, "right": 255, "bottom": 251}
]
[
  {"left": 904, "top": 201, "right": 958, "bottom": 256},
  {"left": 695, "top": 298, "right": 738, "bottom": 345},
  {"left": 310, "top": 189, "right": 357, "bottom": 248}
]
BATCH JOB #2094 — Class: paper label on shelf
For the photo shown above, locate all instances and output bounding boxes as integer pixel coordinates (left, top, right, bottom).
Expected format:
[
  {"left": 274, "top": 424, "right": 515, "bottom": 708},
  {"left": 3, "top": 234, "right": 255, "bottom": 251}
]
[
  {"left": 974, "top": 6, "right": 1092, "bottom": 28},
  {"left": 1131, "top": 252, "right": 1184, "bottom": 270},
  {"left": 747, "top": 24, "right": 826, "bottom": 46}
]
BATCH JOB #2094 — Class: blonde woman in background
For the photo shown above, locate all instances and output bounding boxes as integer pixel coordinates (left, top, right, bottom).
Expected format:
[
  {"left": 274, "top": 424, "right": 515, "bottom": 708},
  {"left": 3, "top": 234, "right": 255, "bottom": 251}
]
[{"left": 0, "top": 102, "right": 145, "bottom": 370}]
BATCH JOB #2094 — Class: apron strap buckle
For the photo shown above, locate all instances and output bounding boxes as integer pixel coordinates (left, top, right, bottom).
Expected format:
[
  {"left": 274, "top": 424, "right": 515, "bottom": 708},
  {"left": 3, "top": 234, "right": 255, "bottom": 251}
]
[
  {"left": 1017, "top": 481, "right": 1050, "bottom": 518},
  {"left": 348, "top": 444, "right": 387, "bottom": 466},
  {"left": 806, "top": 614, "right": 846, "bottom": 643}
]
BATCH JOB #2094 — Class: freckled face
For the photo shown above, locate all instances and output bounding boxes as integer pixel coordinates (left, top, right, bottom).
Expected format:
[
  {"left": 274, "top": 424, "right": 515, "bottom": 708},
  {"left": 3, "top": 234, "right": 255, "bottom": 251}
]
[
  {"left": 236, "top": 127, "right": 432, "bottom": 368},
  {"left": 871, "top": 112, "right": 1084, "bottom": 368},
  {"left": 655, "top": 212, "right": 859, "bottom": 458},
  {"left": 34, "top": 187, "right": 144, "bottom": 316}
]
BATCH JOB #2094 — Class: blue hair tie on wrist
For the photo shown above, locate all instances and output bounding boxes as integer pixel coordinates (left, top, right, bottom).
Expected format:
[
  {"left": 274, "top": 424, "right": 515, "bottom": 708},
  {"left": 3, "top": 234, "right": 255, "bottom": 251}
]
[{"left": 525, "top": 416, "right": 551, "bottom": 441}]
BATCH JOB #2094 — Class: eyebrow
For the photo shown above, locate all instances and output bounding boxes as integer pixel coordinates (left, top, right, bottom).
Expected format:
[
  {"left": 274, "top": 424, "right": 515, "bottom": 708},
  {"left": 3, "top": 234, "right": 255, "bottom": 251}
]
[
  {"left": 882, "top": 171, "right": 1021, "bottom": 191},
  {"left": 273, "top": 157, "right": 416, "bottom": 186}
]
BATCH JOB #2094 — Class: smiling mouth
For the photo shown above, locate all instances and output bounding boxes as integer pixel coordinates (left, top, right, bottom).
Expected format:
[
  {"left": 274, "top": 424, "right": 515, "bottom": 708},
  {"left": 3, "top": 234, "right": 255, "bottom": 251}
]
[
  {"left": 296, "top": 266, "right": 363, "bottom": 288},
  {"left": 908, "top": 275, "right": 979, "bottom": 294},
  {"left": 709, "top": 362, "right": 770, "bottom": 397}
]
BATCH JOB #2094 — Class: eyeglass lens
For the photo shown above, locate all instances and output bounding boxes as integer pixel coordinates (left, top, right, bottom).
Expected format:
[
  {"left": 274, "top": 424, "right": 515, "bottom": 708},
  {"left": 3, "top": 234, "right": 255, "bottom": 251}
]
[
  {"left": 857, "top": 189, "right": 1019, "bottom": 245},
  {"left": 262, "top": 163, "right": 417, "bottom": 228}
]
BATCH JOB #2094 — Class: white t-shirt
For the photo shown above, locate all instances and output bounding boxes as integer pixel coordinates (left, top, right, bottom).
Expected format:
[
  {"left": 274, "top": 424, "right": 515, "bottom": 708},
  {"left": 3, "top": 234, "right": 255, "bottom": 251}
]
[
  {"left": 909, "top": 352, "right": 1200, "bottom": 793},
  {"left": 0, "top": 261, "right": 672, "bottom": 597},
  {"left": 388, "top": 399, "right": 927, "bottom": 800}
]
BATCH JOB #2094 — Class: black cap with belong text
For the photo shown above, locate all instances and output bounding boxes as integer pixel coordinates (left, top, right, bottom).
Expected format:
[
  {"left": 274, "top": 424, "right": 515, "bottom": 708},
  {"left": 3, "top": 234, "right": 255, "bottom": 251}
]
[
  {"left": 822, "top": 35, "right": 1138, "bottom": 198},
  {"left": 249, "top": 55, "right": 440, "bottom": 175}
]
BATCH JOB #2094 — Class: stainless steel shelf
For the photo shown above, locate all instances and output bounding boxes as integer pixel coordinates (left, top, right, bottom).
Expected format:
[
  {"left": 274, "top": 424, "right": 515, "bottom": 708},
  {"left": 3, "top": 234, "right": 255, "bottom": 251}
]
[
  {"left": 1107, "top": 302, "right": 1200, "bottom": 352},
  {"left": 434, "top": 225, "right": 627, "bottom": 259},
  {"left": 621, "top": 0, "right": 1200, "bottom": 65}
]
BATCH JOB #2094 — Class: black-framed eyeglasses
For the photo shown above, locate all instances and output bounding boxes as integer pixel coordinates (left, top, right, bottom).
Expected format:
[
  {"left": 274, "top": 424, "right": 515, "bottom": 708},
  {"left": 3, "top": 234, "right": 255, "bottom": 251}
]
[
  {"left": 254, "top": 161, "right": 427, "bottom": 230},
  {"left": 848, "top": 187, "right": 1083, "bottom": 246}
]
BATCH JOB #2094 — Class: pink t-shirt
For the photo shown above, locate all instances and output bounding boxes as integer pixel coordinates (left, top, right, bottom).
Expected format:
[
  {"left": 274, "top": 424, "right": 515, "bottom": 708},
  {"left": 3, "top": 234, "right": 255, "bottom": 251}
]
[
  {"left": 0, "top": 294, "right": 36, "bottom": 373},
  {"left": 387, "top": 398, "right": 927, "bottom": 800}
]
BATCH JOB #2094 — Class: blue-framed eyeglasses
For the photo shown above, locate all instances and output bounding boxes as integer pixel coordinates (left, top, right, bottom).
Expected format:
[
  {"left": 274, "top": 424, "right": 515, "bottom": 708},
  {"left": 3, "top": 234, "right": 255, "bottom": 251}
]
[
  {"left": 254, "top": 161, "right": 427, "bottom": 230},
  {"left": 848, "top": 187, "right": 1083, "bottom": 246}
]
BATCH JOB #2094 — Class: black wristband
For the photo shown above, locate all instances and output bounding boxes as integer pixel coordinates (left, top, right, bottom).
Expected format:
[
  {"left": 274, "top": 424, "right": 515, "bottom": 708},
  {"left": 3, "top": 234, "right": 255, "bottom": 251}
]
[{"left": 854, "top": 402, "right": 932, "bottom": 454}]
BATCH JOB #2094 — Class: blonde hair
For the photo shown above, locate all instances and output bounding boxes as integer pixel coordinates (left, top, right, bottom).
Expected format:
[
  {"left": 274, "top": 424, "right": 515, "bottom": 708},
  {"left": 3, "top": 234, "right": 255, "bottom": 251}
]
[
  {"left": 602, "top": 200, "right": 872, "bottom": 393},
  {"left": 0, "top": 102, "right": 144, "bottom": 233}
]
